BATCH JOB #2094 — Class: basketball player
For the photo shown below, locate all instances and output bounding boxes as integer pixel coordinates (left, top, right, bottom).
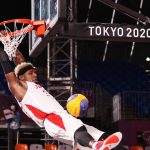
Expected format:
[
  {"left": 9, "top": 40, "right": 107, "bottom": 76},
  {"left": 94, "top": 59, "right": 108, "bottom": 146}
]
[{"left": 0, "top": 32, "right": 122, "bottom": 150}]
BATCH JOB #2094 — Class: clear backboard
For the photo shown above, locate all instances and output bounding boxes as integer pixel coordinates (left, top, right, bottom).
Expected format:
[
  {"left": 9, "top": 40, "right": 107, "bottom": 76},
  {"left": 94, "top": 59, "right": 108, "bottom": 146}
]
[{"left": 29, "top": 0, "right": 66, "bottom": 57}]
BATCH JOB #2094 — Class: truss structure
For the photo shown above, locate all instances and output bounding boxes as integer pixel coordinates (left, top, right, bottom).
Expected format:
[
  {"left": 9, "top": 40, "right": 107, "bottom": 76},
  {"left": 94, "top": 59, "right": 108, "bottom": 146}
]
[{"left": 46, "top": 39, "right": 77, "bottom": 107}]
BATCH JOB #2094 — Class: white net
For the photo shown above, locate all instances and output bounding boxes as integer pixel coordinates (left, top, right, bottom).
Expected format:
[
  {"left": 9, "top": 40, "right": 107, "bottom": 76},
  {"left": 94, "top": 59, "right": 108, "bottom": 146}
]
[{"left": 0, "top": 22, "right": 32, "bottom": 60}]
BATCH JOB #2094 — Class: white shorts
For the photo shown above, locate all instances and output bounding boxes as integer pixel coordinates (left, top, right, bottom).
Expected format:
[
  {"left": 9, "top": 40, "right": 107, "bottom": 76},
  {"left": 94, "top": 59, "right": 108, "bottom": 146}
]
[
  {"left": 44, "top": 112, "right": 104, "bottom": 147},
  {"left": 44, "top": 112, "right": 83, "bottom": 145}
]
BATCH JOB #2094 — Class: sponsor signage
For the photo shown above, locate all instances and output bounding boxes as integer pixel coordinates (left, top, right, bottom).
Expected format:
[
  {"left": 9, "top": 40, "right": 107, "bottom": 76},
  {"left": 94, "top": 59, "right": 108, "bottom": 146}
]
[{"left": 61, "top": 23, "right": 150, "bottom": 42}]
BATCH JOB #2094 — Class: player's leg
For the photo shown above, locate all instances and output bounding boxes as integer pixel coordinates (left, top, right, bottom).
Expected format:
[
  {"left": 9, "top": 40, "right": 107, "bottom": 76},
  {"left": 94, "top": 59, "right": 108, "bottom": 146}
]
[
  {"left": 85, "top": 124, "right": 105, "bottom": 141},
  {"left": 43, "top": 112, "right": 84, "bottom": 145},
  {"left": 74, "top": 125, "right": 97, "bottom": 147},
  {"left": 77, "top": 124, "right": 122, "bottom": 150},
  {"left": 44, "top": 112, "right": 122, "bottom": 150},
  {"left": 43, "top": 113, "right": 104, "bottom": 149}
]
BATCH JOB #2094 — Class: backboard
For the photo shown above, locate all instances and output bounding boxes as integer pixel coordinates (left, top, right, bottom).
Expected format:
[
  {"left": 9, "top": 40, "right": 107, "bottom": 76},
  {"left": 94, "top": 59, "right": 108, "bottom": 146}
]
[{"left": 29, "top": 0, "right": 66, "bottom": 57}]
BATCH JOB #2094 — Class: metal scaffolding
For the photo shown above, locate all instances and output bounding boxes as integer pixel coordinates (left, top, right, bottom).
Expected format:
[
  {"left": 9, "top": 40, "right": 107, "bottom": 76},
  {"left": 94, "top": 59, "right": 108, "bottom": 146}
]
[
  {"left": 46, "top": 39, "right": 77, "bottom": 107},
  {"left": 45, "top": 0, "right": 78, "bottom": 106}
]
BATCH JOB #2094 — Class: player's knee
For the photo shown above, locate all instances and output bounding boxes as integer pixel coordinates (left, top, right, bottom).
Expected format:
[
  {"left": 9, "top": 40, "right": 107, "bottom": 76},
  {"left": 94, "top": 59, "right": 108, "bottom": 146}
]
[{"left": 74, "top": 126, "right": 93, "bottom": 147}]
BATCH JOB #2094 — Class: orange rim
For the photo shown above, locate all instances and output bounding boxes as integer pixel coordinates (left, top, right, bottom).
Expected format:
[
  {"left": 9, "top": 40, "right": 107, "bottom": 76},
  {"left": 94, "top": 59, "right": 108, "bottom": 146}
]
[{"left": 0, "top": 19, "right": 34, "bottom": 36}]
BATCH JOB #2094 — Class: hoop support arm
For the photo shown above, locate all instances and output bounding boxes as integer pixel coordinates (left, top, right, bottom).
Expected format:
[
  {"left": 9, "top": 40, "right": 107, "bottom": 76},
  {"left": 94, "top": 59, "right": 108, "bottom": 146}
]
[{"left": 32, "top": 20, "right": 46, "bottom": 37}]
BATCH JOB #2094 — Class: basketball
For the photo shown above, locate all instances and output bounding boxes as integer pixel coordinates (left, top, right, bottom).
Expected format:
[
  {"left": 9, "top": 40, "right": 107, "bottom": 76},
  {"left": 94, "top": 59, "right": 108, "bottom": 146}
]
[{"left": 66, "top": 94, "right": 89, "bottom": 117}]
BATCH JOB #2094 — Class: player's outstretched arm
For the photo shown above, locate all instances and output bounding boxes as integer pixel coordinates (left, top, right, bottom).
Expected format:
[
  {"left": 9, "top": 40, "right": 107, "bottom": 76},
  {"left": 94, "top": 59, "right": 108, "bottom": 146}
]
[
  {"left": 0, "top": 48, "right": 26, "bottom": 100},
  {"left": 13, "top": 50, "right": 26, "bottom": 65}
]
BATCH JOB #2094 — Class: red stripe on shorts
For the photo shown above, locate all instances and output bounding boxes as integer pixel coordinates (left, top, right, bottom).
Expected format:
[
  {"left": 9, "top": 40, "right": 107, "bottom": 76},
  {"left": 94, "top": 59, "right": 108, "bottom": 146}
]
[{"left": 46, "top": 113, "right": 66, "bottom": 131}]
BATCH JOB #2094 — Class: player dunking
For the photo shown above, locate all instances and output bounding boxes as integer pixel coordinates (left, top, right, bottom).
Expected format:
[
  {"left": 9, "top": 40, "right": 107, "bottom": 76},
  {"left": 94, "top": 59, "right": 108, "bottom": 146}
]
[{"left": 0, "top": 31, "right": 122, "bottom": 150}]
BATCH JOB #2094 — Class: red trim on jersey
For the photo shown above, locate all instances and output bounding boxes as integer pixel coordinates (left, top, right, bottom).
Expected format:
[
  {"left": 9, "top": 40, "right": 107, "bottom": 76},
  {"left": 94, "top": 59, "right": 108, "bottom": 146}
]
[
  {"left": 25, "top": 104, "right": 66, "bottom": 130},
  {"left": 26, "top": 104, "right": 48, "bottom": 120},
  {"left": 46, "top": 113, "right": 66, "bottom": 131}
]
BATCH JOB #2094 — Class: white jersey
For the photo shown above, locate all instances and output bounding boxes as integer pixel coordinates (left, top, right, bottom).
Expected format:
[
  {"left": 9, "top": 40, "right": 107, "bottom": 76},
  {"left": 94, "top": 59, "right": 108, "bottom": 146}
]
[{"left": 18, "top": 81, "right": 66, "bottom": 127}]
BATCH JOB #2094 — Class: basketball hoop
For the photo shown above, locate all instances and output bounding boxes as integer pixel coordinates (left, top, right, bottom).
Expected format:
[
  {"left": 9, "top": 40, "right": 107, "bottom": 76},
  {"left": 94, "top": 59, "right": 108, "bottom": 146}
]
[{"left": 0, "top": 19, "right": 46, "bottom": 60}]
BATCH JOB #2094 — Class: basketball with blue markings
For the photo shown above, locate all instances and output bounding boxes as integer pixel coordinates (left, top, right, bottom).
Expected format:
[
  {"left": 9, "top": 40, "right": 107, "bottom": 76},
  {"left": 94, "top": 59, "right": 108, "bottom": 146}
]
[{"left": 66, "top": 94, "right": 89, "bottom": 117}]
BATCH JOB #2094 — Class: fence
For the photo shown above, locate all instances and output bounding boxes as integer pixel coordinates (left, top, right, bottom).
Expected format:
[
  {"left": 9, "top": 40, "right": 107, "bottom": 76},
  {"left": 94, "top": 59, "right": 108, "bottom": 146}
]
[{"left": 113, "top": 91, "right": 150, "bottom": 121}]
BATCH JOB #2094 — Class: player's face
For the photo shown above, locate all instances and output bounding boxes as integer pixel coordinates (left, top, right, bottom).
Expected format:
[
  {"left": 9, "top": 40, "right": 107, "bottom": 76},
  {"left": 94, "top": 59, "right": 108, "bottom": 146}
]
[{"left": 20, "top": 69, "right": 38, "bottom": 82}]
